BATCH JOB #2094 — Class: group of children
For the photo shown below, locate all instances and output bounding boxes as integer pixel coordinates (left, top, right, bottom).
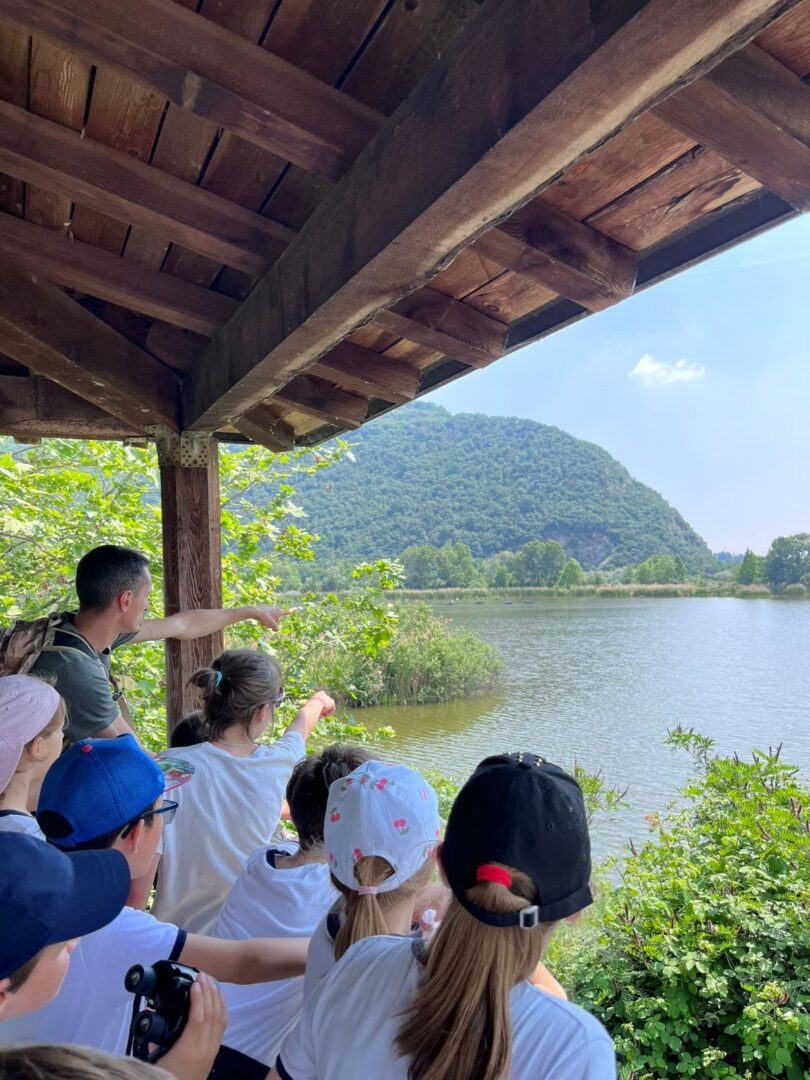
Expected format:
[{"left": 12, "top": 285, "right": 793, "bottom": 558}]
[{"left": 0, "top": 641, "right": 617, "bottom": 1079}]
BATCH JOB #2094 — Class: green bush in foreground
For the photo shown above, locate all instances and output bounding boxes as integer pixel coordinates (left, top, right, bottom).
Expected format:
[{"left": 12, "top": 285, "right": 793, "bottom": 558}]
[{"left": 550, "top": 731, "right": 810, "bottom": 1079}]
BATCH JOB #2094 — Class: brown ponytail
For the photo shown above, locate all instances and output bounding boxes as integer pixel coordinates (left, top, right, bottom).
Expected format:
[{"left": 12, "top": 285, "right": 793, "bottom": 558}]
[
  {"left": 396, "top": 864, "right": 553, "bottom": 1080},
  {"left": 189, "top": 649, "right": 282, "bottom": 741},
  {"left": 331, "top": 855, "right": 434, "bottom": 962}
]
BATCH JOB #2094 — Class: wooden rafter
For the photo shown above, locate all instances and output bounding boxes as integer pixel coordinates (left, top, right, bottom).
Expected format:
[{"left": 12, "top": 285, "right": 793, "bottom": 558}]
[
  {"left": 654, "top": 44, "right": 810, "bottom": 211},
  {"left": 185, "top": 0, "right": 800, "bottom": 430},
  {"left": 376, "top": 292, "right": 507, "bottom": 368},
  {"left": 0, "top": 260, "right": 181, "bottom": 431},
  {"left": 0, "top": 212, "right": 239, "bottom": 336},
  {"left": 473, "top": 202, "right": 638, "bottom": 312},
  {"left": 0, "top": 374, "right": 143, "bottom": 439},
  {"left": 234, "top": 405, "right": 296, "bottom": 453},
  {"left": 309, "top": 342, "right": 421, "bottom": 405},
  {"left": 273, "top": 375, "right": 369, "bottom": 430},
  {"left": 0, "top": 0, "right": 380, "bottom": 180},
  {"left": 0, "top": 102, "right": 294, "bottom": 274}
]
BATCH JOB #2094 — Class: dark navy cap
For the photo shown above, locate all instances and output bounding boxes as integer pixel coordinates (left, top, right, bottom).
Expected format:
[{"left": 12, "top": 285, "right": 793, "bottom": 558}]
[
  {"left": 442, "top": 752, "right": 593, "bottom": 926},
  {"left": 36, "top": 735, "right": 168, "bottom": 849},
  {"left": 0, "top": 833, "right": 129, "bottom": 979}
]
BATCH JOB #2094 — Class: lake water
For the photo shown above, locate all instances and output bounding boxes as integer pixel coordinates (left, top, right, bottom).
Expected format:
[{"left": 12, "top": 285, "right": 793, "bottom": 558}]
[{"left": 360, "top": 597, "right": 810, "bottom": 862}]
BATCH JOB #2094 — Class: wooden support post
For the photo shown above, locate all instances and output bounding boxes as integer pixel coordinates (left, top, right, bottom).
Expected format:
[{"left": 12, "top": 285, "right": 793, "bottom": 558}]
[{"left": 157, "top": 433, "right": 222, "bottom": 735}]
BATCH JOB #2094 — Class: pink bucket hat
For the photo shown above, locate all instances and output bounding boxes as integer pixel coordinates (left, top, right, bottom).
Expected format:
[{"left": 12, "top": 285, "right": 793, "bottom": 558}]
[
  {"left": 0, "top": 675, "right": 61, "bottom": 791},
  {"left": 324, "top": 759, "right": 441, "bottom": 894}
]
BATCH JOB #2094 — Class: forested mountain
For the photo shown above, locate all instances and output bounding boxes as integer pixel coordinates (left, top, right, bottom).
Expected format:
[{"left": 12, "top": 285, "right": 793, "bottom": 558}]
[{"left": 291, "top": 403, "right": 714, "bottom": 570}]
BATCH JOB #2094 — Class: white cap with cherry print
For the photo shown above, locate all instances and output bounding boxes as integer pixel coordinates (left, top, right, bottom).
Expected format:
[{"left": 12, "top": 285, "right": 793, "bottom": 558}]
[{"left": 324, "top": 759, "right": 441, "bottom": 894}]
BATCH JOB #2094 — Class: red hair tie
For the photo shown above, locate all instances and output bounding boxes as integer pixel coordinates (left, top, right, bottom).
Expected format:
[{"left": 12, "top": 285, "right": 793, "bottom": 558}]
[{"left": 476, "top": 864, "right": 512, "bottom": 888}]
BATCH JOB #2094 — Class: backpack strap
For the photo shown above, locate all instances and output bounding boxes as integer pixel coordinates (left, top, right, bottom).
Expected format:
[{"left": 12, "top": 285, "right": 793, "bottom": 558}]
[{"left": 41, "top": 621, "right": 131, "bottom": 719}]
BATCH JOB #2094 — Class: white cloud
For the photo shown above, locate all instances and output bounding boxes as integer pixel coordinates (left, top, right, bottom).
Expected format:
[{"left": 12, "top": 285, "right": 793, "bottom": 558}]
[{"left": 629, "top": 354, "right": 706, "bottom": 387}]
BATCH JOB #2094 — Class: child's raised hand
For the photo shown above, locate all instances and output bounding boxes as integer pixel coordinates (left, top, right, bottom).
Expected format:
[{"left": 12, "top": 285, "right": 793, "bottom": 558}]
[{"left": 159, "top": 972, "right": 228, "bottom": 1080}]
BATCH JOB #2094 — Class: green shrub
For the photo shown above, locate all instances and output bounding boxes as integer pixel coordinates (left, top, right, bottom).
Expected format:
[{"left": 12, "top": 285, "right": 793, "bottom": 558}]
[
  {"left": 550, "top": 731, "right": 810, "bottom": 1078},
  {"left": 307, "top": 601, "right": 502, "bottom": 706}
]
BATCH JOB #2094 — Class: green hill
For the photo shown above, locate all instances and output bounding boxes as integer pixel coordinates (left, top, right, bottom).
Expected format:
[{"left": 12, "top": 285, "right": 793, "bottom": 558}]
[{"left": 291, "top": 403, "right": 713, "bottom": 570}]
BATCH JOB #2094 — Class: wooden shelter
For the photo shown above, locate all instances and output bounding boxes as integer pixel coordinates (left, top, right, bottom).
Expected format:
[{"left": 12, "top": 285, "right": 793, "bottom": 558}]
[{"left": 0, "top": 0, "right": 808, "bottom": 726}]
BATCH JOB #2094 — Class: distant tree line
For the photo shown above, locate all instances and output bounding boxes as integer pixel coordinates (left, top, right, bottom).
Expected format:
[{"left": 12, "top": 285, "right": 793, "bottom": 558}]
[{"left": 735, "top": 533, "right": 810, "bottom": 593}]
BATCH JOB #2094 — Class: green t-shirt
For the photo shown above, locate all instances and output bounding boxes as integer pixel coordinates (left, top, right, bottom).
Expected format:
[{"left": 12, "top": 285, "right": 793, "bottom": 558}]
[{"left": 29, "top": 613, "right": 136, "bottom": 743}]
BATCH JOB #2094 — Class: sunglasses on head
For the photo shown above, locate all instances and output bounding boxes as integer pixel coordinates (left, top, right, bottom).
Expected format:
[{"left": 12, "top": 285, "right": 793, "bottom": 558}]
[{"left": 120, "top": 799, "right": 178, "bottom": 839}]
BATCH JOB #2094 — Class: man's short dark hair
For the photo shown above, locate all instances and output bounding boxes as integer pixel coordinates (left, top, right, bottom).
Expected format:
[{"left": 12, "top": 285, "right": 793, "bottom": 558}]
[
  {"left": 286, "top": 745, "right": 374, "bottom": 851},
  {"left": 75, "top": 545, "right": 150, "bottom": 612}
]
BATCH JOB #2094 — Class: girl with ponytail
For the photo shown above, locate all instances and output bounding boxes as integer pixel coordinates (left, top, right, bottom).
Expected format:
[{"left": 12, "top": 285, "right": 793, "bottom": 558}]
[
  {"left": 299, "top": 759, "right": 440, "bottom": 1001},
  {"left": 273, "top": 752, "right": 615, "bottom": 1080},
  {"left": 152, "top": 648, "right": 335, "bottom": 933}
]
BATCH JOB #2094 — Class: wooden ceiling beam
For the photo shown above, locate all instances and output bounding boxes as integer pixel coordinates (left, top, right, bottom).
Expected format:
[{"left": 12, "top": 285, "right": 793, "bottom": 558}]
[
  {"left": 0, "top": 260, "right": 181, "bottom": 432},
  {"left": 309, "top": 341, "right": 421, "bottom": 404},
  {"left": 473, "top": 202, "right": 638, "bottom": 311},
  {"left": 273, "top": 375, "right": 369, "bottom": 430},
  {"left": 654, "top": 43, "right": 810, "bottom": 211},
  {"left": 0, "top": 102, "right": 293, "bottom": 274},
  {"left": 185, "top": 0, "right": 798, "bottom": 430},
  {"left": 375, "top": 291, "right": 506, "bottom": 368},
  {"left": 0, "top": 212, "right": 239, "bottom": 336},
  {"left": 233, "top": 405, "right": 296, "bottom": 452},
  {"left": 0, "top": 0, "right": 380, "bottom": 181},
  {"left": 0, "top": 375, "right": 144, "bottom": 439}
]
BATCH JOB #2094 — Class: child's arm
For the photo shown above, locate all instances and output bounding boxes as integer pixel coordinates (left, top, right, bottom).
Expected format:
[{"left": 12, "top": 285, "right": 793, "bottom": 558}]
[
  {"left": 180, "top": 934, "right": 309, "bottom": 984},
  {"left": 284, "top": 691, "right": 335, "bottom": 742}
]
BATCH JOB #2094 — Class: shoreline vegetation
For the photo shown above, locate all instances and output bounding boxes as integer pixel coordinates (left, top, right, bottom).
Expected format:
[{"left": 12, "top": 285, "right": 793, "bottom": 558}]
[{"left": 290, "top": 582, "right": 798, "bottom": 602}]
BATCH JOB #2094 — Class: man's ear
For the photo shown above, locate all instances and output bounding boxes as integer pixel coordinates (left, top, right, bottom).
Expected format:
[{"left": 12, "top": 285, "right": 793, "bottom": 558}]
[{"left": 117, "top": 589, "right": 134, "bottom": 614}]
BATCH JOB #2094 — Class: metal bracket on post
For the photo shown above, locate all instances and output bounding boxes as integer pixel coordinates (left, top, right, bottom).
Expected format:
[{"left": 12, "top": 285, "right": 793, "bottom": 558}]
[{"left": 154, "top": 432, "right": 212, "bottom": 469}]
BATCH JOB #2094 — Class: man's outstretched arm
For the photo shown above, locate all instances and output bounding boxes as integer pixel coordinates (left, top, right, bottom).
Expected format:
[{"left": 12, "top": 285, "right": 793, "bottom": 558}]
[{"left": 128, "top": 605, "right": 290, "bottom": 644}]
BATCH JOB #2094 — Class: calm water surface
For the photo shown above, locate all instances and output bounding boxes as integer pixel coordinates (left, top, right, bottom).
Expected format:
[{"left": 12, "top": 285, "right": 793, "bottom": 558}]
[{"left": 360, "top": 597, "right": 810, "bottom": 860}]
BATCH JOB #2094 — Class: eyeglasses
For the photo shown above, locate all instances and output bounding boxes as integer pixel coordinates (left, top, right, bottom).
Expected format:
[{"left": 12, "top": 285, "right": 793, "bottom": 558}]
[
  {"left": 120, "top": 799, "right": 179, "bottom": 838},
  {"left": 257, "top": 691, "right": 286, "bottom": 709}
]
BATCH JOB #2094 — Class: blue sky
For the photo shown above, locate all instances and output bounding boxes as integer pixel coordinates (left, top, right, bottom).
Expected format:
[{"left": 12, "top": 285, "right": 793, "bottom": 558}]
[{"left": 425, "top": 215, "right": 810, "bottom": 555}]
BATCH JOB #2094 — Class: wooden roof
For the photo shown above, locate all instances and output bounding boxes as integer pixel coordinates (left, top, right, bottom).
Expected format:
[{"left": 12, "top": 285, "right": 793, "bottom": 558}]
[{"left": 0, "top": 0, "right": 808, "bottom": 449}]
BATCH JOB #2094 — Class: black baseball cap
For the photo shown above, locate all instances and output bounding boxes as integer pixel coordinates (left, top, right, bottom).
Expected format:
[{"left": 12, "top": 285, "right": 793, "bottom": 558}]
[
  {"left": 0, "top": 833, "right": 130, "bottom": 979},
  {"left": 441, "top": 752, "right": 593, "bottom": 927}
]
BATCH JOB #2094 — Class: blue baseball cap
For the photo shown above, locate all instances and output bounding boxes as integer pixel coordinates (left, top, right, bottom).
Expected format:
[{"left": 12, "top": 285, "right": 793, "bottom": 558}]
[
  {"left": 36, "top": 735, "right": 187, "bottom": 850},
  {"left": 0, "top": 833, "right": 130, "bottom": 979}
]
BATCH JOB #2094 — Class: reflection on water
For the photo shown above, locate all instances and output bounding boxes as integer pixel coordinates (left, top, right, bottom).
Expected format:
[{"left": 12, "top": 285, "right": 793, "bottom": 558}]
[{"left": 358, "top": 598, "right": 810, "bottom": 861}]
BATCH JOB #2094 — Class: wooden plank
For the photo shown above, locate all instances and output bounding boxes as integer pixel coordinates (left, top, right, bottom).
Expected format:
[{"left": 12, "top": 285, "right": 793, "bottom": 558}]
[
  {"left": 71, "top": 70, "right": 166, "bottom": 255},
  {"left": 310, "top": 341, "right": 420, "bottom": 403},
  {"left": 159, "top": 437, "right": 223, "bottom": 730},
  {"left": 464, "top": 272, "right": 558, "bottom": 323},
  {"left": 587, "top": 146, "right": 761, "bottom": 250},
  {"left": 0, "top": 102, "right": 294, "bottom": 273},
  {"left": 654, "top": 44, "right": 810, "bottom": 210},
  {"left": 428, "top": 248, "right": 505, "bottom": 302},
  {"left": 24, "top": 38, "right": 90, "bottom": 230},
  {"left": 0, "top": 260, "right": 181, "bottom": 431},
  {"left": 0, "top": 0, "right": 381, "bottom": 179},
  {"left": 474, "top": 202, "right": 638, "bottom": 311},
  {"left": 234, "top": 404, "right": 296, "bottom": 451},
  {"left": 376, "top": 291, "right": 506, "bottom": 368},
  {"left": 186, "top": 0, "right": 800, "bottom": 430},
  {"left": 383, "top": 339, "right": 444, "bottom": 370},
  {"left": 756, "top": 0, "right": 810, "bottom": 75},
  {"left": 0, "top": 374, "right": 144, "bottom": 439},
  {"left": 273, "top": 375, "right": 369, "bottom": 429},
  {"left": 0, "top": 211, "right": 239, "bottom": 334},
  {"left": 145, "top": 324, "right": 209, "bottom": 374},
  {"left": 0, "top": 25, "right": 29, "bottom": 218},
  {"left": 538, "top": 113, "right": 696, "bottom": 221}
]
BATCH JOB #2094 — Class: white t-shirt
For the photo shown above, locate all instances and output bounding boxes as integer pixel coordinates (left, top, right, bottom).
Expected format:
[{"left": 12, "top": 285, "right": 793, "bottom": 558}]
[
  {"left": 302, "top": 910, "right": 343, "bottom": 1002},
  {"left": 0, "top": 809, "right": 45, "bottom": 839},
  {"left": 213, "top": 845, "right": 336, "bottom": 1066},
  {"left": 0, "top": 906, "right": 184, "bottom": 1055},
  {"left": 152, "top": 731, "right": 305, "bottom": 933},
  {"left": 277, "top": 936, "right": 616, "bottom": 1080}
]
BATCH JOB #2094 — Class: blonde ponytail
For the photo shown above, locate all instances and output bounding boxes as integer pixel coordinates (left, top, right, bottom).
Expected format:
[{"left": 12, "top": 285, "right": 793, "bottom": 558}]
[
  {"left": 396, "top": 864, "right": 553, "bottom": 1080},
  {"left": 332, "top": 855, "right": 434, "bottom": 962}
]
